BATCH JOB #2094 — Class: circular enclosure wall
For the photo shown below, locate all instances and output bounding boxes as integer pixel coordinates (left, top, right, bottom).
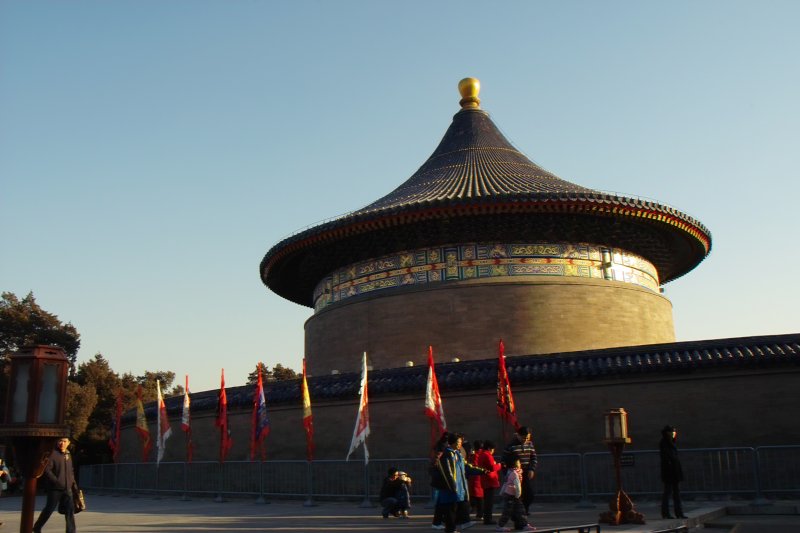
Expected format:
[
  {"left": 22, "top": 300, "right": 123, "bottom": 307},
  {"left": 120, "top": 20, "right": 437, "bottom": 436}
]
[{"left": 305, "top": 276, "right": 675, "bottom": 375}]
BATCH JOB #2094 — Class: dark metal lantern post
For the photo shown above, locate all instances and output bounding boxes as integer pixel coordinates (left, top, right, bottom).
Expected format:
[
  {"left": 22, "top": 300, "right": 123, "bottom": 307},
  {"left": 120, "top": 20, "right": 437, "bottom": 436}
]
[
  {"left": 0, "top": 345, "right": 70, "bottom": 533},
  {"left": 598, "top": 408, "right": 645, "bottom": 526}
]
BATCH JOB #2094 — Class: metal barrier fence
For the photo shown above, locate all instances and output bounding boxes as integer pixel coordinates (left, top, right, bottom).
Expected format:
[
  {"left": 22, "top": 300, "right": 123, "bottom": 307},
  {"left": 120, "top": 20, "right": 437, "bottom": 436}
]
[{"left": 79, "top": 446, "right": 800, "bottom": 502}]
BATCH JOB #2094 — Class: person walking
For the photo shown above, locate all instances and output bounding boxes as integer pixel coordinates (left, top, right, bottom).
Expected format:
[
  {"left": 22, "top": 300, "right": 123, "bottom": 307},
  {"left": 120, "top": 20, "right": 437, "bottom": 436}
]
[
  {"left": 502, "top": 426, "right": 538, "bottom": 516},
  {"left": 33, "top": 436, "right": 78, "bottom": 533},
  {"left": 660, "top": 425, "right": 686, "bottom": 519},
  {"left": 495, "top": 458, "right": 536, "bottom": 532}
]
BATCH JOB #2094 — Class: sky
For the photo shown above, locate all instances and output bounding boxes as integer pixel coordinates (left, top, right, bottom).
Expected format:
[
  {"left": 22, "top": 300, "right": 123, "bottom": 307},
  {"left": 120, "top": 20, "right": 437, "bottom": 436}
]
[{"left": 2, "top": 1, "right": 798, "bottom": 393}]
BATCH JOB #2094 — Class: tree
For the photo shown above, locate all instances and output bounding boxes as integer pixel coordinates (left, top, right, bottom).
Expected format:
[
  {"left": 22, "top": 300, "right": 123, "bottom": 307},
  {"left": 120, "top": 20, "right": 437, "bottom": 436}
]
[
  {"left": 272, "top": 363, "right": 298, "bottom": 381},
  {"left": 246, "top": 363, "right": 299, "bottom": 385},
  {"left": 75, "top": 354, "right": 123, "bottom": 440},
  {"left": 66, "top": 380, "right": 98, "bottom": 440},
  {"left": 0, "top": 292, "right": 81, "bottom": 367},
  {"left": 0, "top": 291, "right": 82, "bottom": 418},
  {"left": 137, "top": 371, "right": 177, "bottom": 401}
]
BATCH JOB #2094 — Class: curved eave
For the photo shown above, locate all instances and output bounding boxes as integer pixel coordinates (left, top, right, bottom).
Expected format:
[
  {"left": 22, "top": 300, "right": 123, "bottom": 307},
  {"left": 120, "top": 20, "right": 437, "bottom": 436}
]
[{"left": 261, "top": 195, "right": 712, "bottom": 307}]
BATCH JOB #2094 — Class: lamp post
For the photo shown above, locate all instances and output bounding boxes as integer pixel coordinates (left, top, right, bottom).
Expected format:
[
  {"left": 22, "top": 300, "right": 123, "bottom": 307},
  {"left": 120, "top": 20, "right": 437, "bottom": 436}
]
[
  {"left": 0, "top": 345, "right": 70, "bottom": 533},
  {"left": 598, "top": 408, "right": 645, "bottom": 526}
]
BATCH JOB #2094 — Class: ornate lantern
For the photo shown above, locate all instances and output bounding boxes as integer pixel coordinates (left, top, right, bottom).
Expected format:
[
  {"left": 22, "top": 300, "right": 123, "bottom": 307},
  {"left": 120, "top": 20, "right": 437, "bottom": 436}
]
[
  {"left": 599, "top": 408, "right": 645, "bottom": 526},
  {"left": 1, "top": 345, "right": 70, "bottom": 533}
]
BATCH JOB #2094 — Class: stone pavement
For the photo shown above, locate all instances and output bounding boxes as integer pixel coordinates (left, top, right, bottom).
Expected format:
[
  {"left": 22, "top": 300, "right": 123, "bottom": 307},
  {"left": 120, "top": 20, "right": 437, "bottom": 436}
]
[{"left": 0, "top": 494, "right": 794, "bottom": 532}]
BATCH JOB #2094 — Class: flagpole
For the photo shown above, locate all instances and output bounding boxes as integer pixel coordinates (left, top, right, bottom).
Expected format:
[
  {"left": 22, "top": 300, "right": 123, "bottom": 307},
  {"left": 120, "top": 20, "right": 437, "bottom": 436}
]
[
  {"left": 215, "top": 461, "right": 225, "bottom": 503},
  {"left": 181, "top": 461, "right": 189, "bottom": 502},
  {"left": 359, "top": 435, "right": 371, "bottom": 508},
  {"left": 302, "top": 359, "right": 317, "bottom": 507},
  {"left": 181, "top": 374, "right": 192, "bottom": 501},
  {"left": 303, "top": 460, "right": 316, "bottom": 507},
  {"left": 255, "top": 362, "right": 271, "bottom": 505},
  {"left": 155, "top": 461, "right": 161, "bottom": 500}
]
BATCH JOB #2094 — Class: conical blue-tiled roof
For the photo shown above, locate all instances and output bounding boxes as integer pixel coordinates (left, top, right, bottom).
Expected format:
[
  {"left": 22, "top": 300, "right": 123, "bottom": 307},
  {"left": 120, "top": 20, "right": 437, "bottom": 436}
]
[{"left": 261, "top": 80, "right": 711, "bottom": 307}]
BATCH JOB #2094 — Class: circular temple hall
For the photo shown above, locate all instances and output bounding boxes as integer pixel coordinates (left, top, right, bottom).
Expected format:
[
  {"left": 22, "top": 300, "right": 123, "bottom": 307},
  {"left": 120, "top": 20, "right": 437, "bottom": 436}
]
[
  {"left": 120, "top": 79, "right": 799, "bottom": 462},
  {"left": 260, "top": 78, "right": 712, "bottom": 376}
]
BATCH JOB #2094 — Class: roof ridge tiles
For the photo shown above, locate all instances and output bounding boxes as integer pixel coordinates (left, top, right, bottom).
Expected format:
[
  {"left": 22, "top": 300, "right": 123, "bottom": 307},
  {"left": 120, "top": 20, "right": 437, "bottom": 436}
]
[{"left": 112, "top": 333, "right": 780, "bottom": 421}]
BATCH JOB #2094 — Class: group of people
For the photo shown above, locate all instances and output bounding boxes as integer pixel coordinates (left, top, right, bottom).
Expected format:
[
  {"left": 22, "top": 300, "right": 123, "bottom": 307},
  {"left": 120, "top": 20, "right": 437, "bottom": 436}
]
[
  {"left": 14, "top": 427, "right": 684, "bottom": 533},
  {"left": 427, "top": 426, "right": 539, "bottom": 533},
  {"left": 382, "top": 422, "right": 686, "bottom": 531}
]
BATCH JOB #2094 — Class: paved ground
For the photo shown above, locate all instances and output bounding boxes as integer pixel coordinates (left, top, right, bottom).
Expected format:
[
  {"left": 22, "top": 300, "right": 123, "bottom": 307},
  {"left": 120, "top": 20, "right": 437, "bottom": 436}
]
[{"left": 0, "top": 494, "right": 797, "bottom": 532}]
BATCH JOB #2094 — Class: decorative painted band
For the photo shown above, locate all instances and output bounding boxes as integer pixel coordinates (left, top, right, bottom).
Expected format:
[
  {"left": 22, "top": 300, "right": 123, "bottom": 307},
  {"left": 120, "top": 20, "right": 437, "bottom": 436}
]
[{"left": 312, "top": 242, "right": 659, "bottom": 311}]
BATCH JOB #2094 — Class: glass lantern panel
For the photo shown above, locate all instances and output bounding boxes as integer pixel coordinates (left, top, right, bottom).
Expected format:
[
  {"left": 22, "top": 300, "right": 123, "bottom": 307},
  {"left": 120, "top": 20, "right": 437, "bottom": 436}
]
[
  {"left": 38, "top": 362, "right": 60, "bottom": 423},
  {"left": 11, "top": 361, "right": 31, "bottom": 423}
]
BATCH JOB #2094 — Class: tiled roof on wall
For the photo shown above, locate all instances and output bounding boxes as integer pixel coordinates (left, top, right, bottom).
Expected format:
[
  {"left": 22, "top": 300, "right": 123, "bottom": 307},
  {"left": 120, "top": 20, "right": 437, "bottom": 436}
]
[{"left": 136, "top": 333, "right": 799, "bottom": 421}]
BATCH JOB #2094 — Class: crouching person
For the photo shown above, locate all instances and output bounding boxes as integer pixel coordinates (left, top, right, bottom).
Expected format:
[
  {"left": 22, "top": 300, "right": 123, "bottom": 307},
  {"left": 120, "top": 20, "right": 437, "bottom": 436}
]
[{"left": 380, "top": 467, "right": 412, "bottom": 518}]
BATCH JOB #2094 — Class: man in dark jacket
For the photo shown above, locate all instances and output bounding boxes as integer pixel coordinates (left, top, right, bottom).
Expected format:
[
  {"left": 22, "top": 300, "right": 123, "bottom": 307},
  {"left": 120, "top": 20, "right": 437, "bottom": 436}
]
[
  {"left": 33, "top": 436, "right": 78, "bottom": 533},
  {"left": 659, "top": 425, "right": 686, "bottom": 519},
  {"left": 502, "top": 426, "right": 538, "bottom": 515}
]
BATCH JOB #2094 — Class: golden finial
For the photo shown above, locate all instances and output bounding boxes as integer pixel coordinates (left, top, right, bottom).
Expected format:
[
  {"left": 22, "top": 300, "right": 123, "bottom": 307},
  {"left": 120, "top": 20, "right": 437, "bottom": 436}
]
[{"left": 458, "top": 77, "right": 481, "bottom": 109}]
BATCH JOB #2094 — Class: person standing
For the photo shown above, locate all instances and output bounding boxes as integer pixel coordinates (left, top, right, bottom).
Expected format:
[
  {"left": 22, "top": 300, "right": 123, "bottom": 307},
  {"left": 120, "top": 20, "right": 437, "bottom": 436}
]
[
  {"left": 476, "top": 440, "right": 502, "bottom": 525},
  {"left": 33, "top": 436, "right": 78, "bottom": 533},
  {"left": 435, "top": 432, "right": 484, "bottom": 533},
  {"left": 467, "top": 440, "right": 484, "bottom": 520},
  {"left": 502, "top": 426, "right": 538, "bottom": 516},
  {"left": 660, "top": 425, "right": 686, "bottom": 519},
  {"left": 0, "top": 458, "right": 10, "bottom": 497},
  {"left": 430, "top": 432, "right": 451, "bottom": 529}
]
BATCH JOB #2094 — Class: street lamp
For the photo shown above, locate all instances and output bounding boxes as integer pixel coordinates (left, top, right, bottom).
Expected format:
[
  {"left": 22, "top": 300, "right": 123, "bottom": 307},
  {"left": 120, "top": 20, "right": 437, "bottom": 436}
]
[
  {"left": 598, "top": 408, "right": 645, "bottom": 526},
  {"left": 0, "top": 345, "right": 70, "bottom": 533}
]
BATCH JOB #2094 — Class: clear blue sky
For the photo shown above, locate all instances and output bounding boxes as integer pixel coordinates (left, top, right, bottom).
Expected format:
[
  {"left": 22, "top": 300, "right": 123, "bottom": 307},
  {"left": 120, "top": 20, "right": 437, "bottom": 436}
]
[{"left": 2, "top": 1, "right": 798, "bottom": 393}]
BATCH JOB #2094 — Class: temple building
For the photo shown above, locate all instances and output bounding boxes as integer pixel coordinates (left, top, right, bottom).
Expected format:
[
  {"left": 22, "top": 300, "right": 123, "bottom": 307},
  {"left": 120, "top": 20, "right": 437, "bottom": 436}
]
[
  {"left": 120, "top": 79, "right": 799, "bottom": 463},
  {"left": 260, "top": 78, "right": 712, "bottom": 376}
]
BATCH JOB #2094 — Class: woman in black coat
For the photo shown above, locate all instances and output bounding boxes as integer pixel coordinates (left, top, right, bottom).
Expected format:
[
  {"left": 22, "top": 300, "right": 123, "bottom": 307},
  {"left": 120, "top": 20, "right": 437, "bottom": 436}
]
[{"left": 659, "top": 425, "right": 686, "bottom": 519}]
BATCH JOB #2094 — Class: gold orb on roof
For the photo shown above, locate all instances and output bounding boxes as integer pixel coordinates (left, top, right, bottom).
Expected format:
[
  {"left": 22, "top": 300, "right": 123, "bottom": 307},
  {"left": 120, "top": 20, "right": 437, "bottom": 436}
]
[{"left": 458, "top": 77, "right": 481, "bottom": 109}]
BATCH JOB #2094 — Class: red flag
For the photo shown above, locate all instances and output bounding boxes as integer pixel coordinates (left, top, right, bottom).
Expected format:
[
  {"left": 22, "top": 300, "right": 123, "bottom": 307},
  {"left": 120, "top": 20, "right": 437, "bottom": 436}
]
[
  {"left": 215, "top": 369, "right": 234, "bottom": 463},
  {"left": 156, "top": 379, "right": 172, "bottom": 465},
  {"left": 181, "top": 375, "right": 193, "bottom": 462},
  {"left": 250, "top": 363, "right": 271, "bottom": 461},
  {"left": 424, "top": 346, "right": 447, "bottom": 447},
  {"left": 108, "top": 389, "right": 122, "bottom": 462},
  {"left": 497, "top": 339, "right": 520, "bottom": 430},
  {"left": 346, "top": 352, "right": 370, "bottom": 463},
  {"left": 301, "top": 358, "right": 314, "bottom": 462},
  {"left": 135, "top": 385, "right": 152, "bottom": 462}
]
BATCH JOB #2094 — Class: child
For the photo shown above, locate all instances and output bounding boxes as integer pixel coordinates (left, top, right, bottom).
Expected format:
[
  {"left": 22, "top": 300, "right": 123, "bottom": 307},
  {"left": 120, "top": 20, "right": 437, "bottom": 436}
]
[{"left": 496, "top": 458, "right": 535, "bottom": 532}]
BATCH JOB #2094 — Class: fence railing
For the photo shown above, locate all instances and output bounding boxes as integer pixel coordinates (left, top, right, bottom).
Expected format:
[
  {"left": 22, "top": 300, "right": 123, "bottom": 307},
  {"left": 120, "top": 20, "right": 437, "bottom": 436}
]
[{"left": 79, "top": 446, "right": 800, "bottom": 502}]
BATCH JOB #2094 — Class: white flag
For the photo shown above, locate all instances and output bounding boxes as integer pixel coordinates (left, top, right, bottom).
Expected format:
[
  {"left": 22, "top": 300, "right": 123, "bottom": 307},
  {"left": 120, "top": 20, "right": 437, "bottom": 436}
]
[
  {"left": 156, "top": 380, "right": 172, "bottom": 465},
  {"left": 346, "top": 352, "right": 370, "bottom": 463},
  {"left": 424, "top": 346, "right": 447, "bottom": 434}
]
